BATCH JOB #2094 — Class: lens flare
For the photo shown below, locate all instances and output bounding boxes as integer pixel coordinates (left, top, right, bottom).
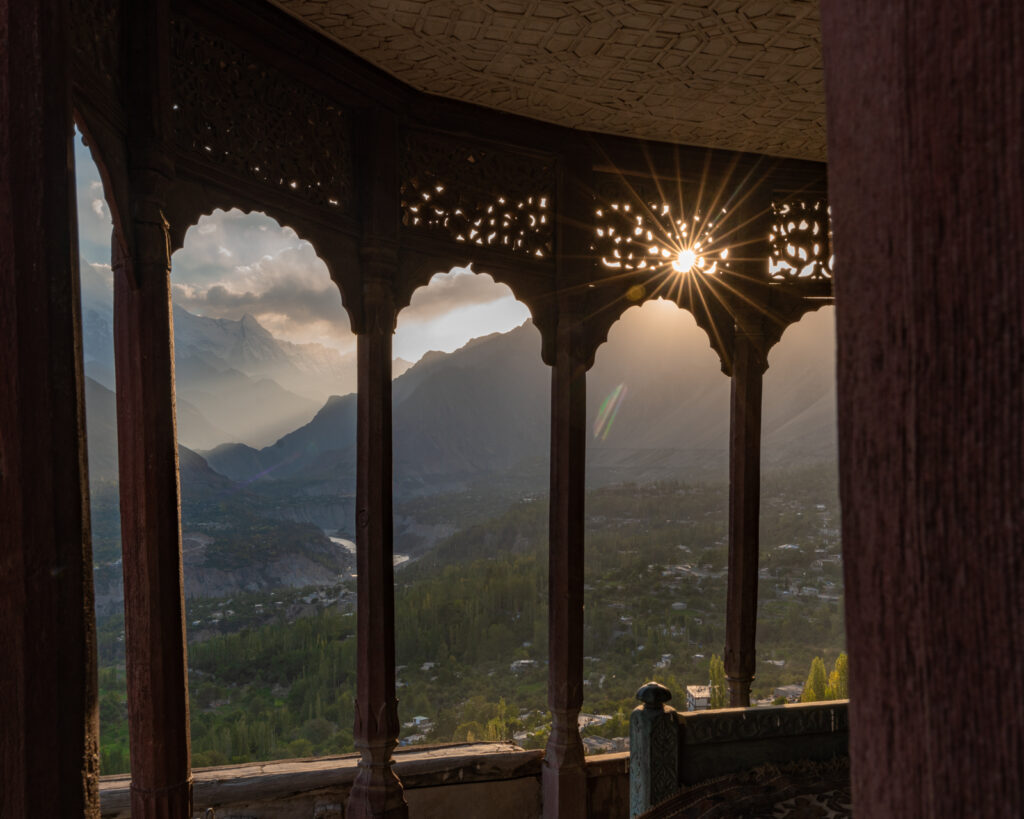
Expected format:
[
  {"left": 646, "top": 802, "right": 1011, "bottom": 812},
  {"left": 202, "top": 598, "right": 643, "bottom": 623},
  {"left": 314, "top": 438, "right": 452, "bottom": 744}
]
[{"left": 594, "top": 383, "right": 628, "bottom": 440}]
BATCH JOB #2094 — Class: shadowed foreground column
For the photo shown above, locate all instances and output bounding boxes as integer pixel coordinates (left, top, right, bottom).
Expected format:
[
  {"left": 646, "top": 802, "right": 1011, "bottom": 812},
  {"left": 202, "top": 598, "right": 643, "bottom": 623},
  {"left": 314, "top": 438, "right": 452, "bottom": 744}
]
[
  {"left": 348, "top": 271, "right": 407, "bottom": 819},
  {"left": 543, "top": 313, "right": 588, "bottom": 819},
  {"left": 822, "top": 1, "right": 1024, "bottom": 814},
  {"left": 723, "top": 331, "right": 765, "bottom": 707},
  {"left": 0, "top": 0, "right": 100, "bottom": 814}
]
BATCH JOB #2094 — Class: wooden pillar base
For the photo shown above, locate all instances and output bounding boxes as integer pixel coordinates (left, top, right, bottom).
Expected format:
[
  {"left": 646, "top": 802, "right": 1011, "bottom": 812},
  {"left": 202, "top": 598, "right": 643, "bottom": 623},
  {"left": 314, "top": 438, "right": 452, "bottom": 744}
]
[
  {"left": 726, "top": 675, "right": 752, "bottom": 709},
  {"left": 129, "top": 781, "right": 193, "bottom": 819},
  {"left": 543, "top": 709, "right": 587, "bottom": 818},
  {"left": 347, "top": 759, "right": 407, "bottom": 819}
]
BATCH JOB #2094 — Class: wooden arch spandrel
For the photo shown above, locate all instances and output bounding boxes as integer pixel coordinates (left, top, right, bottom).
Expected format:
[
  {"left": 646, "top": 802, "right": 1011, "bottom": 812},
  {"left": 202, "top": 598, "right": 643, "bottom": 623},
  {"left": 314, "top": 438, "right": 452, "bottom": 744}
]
[{"left": 72, "top": 109, "right": 131, "bottom": 263}]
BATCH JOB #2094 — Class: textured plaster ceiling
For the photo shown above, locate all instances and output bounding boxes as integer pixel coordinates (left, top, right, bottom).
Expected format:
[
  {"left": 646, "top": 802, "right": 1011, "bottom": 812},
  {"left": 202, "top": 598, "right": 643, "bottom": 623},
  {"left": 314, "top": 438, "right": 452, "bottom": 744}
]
[{"left": 268, "top": 0, "right": 826, "bottom": 161}]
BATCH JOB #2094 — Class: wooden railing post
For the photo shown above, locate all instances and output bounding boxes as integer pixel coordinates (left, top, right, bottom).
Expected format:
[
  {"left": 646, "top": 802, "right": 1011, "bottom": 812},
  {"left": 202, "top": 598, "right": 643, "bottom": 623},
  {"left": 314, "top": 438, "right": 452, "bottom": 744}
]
[
  {"left": 347, "top": 262, "right": 407, "bottom": 819},
  {"left": 543, "top": 309, "right": 588, "bottom": 819},
  {"left": 629, "top": 683, "right": 679, "bottom": 818},
  {"left": 0, "top": 0, "right": 100, "bottom": 814},
  {"left": 724, "top": 330, "right": 766, "bottom": 707}
]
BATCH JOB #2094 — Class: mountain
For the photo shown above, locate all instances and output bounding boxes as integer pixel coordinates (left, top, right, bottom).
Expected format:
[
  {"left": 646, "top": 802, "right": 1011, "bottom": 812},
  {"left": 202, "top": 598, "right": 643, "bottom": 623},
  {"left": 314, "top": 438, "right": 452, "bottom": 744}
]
[
  {"left": 83, "top": 375, "right": 232, "bottom": 488},
  {"left": 204, "top": 304, "right": 838, "bottom": 496}
]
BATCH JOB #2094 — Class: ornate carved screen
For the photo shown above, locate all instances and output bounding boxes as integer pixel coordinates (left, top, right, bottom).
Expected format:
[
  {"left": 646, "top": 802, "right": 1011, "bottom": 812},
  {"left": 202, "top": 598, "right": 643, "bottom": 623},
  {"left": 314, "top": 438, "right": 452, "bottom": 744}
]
[
  {"left": 592, "top": 174, "right": 733, "bottom": 277},
  {"left": 399, "top": 130, "right": 555, "bottom": 259},
  {"left": 169, "top": 17, "right": 354, "bottom": 213},
  {"left": 70, "top": 0, "right": 122, "bottom": 108},
  {"left": 769, "top": 196, "right": 833, "bottom": 282}
]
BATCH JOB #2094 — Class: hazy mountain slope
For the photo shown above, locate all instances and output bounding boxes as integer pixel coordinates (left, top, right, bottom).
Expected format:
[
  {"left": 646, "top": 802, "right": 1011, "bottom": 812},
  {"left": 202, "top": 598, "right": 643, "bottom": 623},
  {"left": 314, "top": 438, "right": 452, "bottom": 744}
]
[
  {"left": 208, "top": 305, "right": 838, "bottom": 496},
  {"left": 84, "top": 376, "right": 233, "bottom": 488}
]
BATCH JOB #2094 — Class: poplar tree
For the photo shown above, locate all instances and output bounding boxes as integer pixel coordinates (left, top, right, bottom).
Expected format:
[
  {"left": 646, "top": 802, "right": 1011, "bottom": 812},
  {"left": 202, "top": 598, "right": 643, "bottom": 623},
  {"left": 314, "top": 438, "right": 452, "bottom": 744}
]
[
  {"left": 826, "top": 652, "right": 849, "bottom": 700},
  {"left": 709, "top": 654, "right": 727, "bottom": 708},
  {"left": 801, "top": 656, "right": 828, "bottom": 702}
]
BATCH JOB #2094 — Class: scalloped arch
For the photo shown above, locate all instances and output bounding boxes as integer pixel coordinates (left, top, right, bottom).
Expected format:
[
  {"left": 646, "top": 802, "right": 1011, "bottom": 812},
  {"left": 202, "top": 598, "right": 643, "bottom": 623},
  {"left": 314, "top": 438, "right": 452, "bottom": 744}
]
[
  {"left": 394, "top": 260, "right": 545, "bottom": 360},
  {"left": 163, "top": 189, "right": 360, "bottom": 332},
  {"left": 584, "top": 289, "right": 734, "bottom": 374}
]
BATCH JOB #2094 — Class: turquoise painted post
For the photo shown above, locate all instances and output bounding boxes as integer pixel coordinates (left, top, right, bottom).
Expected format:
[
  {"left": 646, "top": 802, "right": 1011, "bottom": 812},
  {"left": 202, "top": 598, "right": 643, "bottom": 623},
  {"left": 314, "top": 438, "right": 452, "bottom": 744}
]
[{"left": 629, "top": 682, "right": 679, "bottom": 817}]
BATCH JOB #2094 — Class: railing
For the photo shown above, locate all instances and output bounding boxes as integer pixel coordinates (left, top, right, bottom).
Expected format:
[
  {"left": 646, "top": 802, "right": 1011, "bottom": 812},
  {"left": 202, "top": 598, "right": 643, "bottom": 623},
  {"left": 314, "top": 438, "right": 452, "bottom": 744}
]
[
  {"left": 98, "top": 742, "right": 631, "bottom": 819},
  {"left": 629, "top": 683, "right": 849, "bottom": 817}
]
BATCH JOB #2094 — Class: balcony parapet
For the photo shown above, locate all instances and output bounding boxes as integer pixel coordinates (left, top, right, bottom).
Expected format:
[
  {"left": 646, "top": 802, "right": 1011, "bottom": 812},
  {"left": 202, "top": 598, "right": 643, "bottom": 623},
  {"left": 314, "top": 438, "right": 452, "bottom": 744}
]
[
  {"left": 99, "top": 741, "right": 631, "bottom": 818},
  {"left": 629, "top": 684, "right": 849, "bottom": 817}
]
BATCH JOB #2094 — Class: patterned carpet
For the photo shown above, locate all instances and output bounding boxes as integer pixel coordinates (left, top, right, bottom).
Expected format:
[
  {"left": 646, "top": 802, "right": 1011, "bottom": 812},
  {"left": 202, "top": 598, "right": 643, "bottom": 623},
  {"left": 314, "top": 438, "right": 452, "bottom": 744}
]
[{"left": 641, "top": 757, "right": 852, "bottom": 819}]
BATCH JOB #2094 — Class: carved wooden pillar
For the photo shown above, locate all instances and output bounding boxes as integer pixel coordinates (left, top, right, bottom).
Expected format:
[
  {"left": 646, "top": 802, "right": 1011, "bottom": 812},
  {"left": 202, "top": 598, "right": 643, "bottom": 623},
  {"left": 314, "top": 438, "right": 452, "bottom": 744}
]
[
  {"left": 0, "top": 0, "right": 100, "bottom": 815},
  {"left": 543, "top": 308, "right": 589, "bottom": 819},
  {"left": 348, "top": 259, "right": 407, "bottom": 819},
  {"left": 113, "top": 2, "right": 193, "bottom": 817},
  {"left": 723, "top": 329, "right": 766, "bottom": 707}
]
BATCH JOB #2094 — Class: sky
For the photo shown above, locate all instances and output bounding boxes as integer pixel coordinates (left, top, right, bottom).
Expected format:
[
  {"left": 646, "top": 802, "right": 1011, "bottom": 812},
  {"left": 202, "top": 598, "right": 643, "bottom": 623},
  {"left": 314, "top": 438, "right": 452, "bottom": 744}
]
[{"left": 74, "top": 133, "right": 531, "bottom": 363}]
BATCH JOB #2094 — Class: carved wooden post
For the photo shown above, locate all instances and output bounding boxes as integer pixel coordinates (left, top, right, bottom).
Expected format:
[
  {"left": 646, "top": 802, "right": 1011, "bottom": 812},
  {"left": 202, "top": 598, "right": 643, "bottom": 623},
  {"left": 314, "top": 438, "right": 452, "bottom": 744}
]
[
  {"left": 348, "top": 263, "right": 407, "bottom": 819},
  {"left": 543, "top": 147, "right": 591, "bottom": 819},
  {"left": 113, "top": 1, "right": 193, "bottom": 816},
  {"left": 0, "top": 0, "right": 100, "bottom": 815},
  {"left": 543, "top": 307, "right": 589, "bottom": 818},
  {"left": 723, "top": 329, "right": 767, "bottom": 707}
]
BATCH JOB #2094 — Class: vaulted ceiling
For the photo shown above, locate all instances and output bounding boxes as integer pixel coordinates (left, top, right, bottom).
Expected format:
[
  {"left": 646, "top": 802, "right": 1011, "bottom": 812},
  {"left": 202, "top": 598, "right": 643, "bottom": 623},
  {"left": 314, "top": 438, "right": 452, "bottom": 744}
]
[{"left": 269, "top": 0, "right": 826, "bottom": 161}]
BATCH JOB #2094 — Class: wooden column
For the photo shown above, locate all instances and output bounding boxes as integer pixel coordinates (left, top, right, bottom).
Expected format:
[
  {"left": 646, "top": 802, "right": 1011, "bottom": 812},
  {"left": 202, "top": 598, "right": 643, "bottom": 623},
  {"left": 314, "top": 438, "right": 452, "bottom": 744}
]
[
  {"left": 0, "top": 0, "right": 100, "bottom": 815},
  {"left": 723, "top": 331, "right": 766, "bottom": 707},
  {"left": 112, "top": 226, "right": 192, "bottom": 818},
  {"left": 113, "top": 1, "right": 192, "bottom": 816},
  {"left": 822, "top": 1, "right": 1024, "bottom": 815},
  {"left": 348, "top": 265, "right": 407, "bottom": 819},
  {"left": 543, "top": 311, "right": 588, "bottom": 819}
]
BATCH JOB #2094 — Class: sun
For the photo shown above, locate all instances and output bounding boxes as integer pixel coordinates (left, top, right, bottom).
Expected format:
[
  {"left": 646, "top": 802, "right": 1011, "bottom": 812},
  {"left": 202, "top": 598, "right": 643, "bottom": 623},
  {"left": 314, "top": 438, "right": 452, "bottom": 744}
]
[{"left": 672, "top": 248, "right": 697, "bottom": 273}]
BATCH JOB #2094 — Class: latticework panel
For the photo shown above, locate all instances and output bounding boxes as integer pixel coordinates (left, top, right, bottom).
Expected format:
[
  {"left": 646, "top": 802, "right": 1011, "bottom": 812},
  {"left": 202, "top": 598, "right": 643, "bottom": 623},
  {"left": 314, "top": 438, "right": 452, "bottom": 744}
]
[
  {"left": 169, "top": 17, "right": 354, "bottom": 212},
  {"left": 770, "top": 198, "right": 832, "bottom": 281},
  {"left": 400, "top": 130, "right": 554, "bottom": 258},
  {"left": 592, "top": 176, "right": 733, "bottom": 278},
  {"left": 70, "top": 0, "right": 122, "bottom": 103}
]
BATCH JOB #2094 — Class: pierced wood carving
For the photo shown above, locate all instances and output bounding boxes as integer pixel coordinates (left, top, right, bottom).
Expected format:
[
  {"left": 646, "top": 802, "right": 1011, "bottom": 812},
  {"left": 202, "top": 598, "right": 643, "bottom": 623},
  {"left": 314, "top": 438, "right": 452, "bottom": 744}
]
[
  {"left": 400, "top": 130, "right": 554, "bottom": 258},
  {"left": 70, "top": 0, "right": 122, "bottom": 102},
  {"left": 169, "top": 17, "right": 354, "bottom": 212},
  {"left": 592, "top": 176, "right": 732, "bottom": 276},
  {"left": 770, "top": 198, "right": 833, "bottom": 281},
  {"left": 682, "top": 702, "right": 848, "bottom": 745}
]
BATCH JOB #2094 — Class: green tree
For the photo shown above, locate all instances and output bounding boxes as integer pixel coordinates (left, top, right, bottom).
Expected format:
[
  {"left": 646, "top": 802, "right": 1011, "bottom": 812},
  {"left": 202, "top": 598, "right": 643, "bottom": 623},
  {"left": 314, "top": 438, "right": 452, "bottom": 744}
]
[
  {"left": 801, "top": 657, "right": 828, "bottom": 702},
  {"left": 709, "top": 654, "right": 727, "bottom": 708},
  {"left": 825, "top": 652, "right": 849, "bottom": 700}
]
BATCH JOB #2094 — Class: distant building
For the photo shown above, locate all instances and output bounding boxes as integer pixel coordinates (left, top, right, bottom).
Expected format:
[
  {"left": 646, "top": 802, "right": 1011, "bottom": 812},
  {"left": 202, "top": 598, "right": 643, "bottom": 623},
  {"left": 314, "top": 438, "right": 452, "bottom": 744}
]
[
  {"left": 582, "top": 736, "right": 616, "bottom": 755},
  {"left": 686, "top": 685, "right": 710, "bottom": 711},
  {"left": 773, "top": 684, "right": 804, "bottom": 702}
]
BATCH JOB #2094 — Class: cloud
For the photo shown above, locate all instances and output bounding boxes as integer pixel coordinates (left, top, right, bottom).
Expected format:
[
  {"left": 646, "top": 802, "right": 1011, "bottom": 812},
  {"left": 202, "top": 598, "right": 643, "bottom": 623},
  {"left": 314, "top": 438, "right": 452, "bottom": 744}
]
[
  {"left": 397, "top": 267, "right": 520, "bottom": 327},
  {"left": 170, "top": 214, "right": 351, "bottom": 348},
  {"left": 74, "top": 134, "right": 113, "bottom": 258}
]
